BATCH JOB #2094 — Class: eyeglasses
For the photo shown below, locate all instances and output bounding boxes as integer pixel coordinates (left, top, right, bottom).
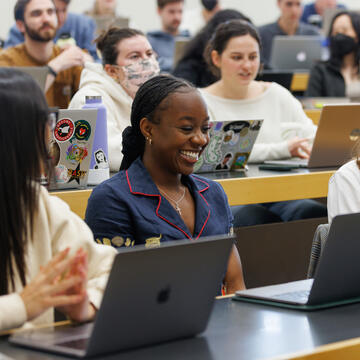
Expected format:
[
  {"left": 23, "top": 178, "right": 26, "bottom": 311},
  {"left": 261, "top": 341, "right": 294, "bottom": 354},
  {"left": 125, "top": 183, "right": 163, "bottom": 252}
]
[{"left": 47, "top": 112, "right": 57, "bottom": 131}]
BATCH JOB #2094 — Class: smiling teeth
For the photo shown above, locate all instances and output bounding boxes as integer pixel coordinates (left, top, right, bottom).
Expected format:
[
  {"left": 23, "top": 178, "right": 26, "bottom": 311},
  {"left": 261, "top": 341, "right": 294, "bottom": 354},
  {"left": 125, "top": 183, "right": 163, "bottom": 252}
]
[{"left": 180, "top": 151, "right": 199, "bottom": 160}]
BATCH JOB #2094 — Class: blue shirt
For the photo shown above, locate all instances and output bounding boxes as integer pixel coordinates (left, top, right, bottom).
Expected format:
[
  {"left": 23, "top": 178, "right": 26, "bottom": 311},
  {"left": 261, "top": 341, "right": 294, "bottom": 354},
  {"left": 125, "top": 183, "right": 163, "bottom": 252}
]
[
  {"left": 301, "top": 3, "right": 346, "bottom": 25},
  {"left": 147, "top": 29, "right": 190, "bottom": 73},
  {"left": 85, "top": 157, "right": 233, "bottom": 248},
  {"left": 4, "top": 13, "right": 98, "bottom": 60}
]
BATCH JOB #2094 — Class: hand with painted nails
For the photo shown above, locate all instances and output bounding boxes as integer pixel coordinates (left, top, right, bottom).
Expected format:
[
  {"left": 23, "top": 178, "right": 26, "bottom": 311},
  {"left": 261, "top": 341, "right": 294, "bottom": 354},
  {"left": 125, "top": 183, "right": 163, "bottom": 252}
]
[
  {"left": 287, "top": 137, "right": 312, "bottom": 159},
  {"left": 19, "top": 248, "right": 93, "bottom": 323}
]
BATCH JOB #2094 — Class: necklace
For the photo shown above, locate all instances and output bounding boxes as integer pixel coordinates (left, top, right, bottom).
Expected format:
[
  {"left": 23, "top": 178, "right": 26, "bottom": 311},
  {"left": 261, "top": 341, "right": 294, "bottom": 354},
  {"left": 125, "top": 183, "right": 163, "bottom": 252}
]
[{"left": 158, "top": 186, "right": 186, "bottom": 215}]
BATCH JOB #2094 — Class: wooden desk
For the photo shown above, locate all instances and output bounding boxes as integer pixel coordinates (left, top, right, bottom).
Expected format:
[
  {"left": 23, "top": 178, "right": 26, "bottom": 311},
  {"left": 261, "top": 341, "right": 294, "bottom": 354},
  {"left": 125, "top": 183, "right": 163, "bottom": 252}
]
[
  {"left": 291, "top": 73, "right": 309, "bottom": 92},
  {"left": 3, "top": 298, "right": 360, "bottom": 359},
  {"left": 305, "top": 109, "right": 321, "bottom": 125},
  {"left": 52, "top": 168, "right": 334, "bottom": 218}
]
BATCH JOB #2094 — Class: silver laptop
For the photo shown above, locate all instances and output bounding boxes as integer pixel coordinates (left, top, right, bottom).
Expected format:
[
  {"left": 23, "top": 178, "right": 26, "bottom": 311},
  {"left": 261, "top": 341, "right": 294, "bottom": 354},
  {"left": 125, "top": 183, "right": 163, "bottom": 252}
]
[
  {"left": 5, "top": 66, "right": 48, "bottom": 92},
  {"left": 173, "top": 37, "right": 190, "bottom": 66},
  {"left": 94, "top": 15, "right": 129, "bottom": 35},
  {"left": 194, "top": 120, "right": 263, "bottom": 173},
  {"left": 49, "top": 109, "right": 97, "bottom": 190},
  {"left": 270, "top": 36, "right": 323, "bottom": 70},
  {"left": 235, "top": 213, "right": 360, "bottom": 310},
  {"left": 264, "top": 104, "right": 360, "bottom": 169},
  {"left": 10, "top": 235, "right": 234, "bottom": 358}
]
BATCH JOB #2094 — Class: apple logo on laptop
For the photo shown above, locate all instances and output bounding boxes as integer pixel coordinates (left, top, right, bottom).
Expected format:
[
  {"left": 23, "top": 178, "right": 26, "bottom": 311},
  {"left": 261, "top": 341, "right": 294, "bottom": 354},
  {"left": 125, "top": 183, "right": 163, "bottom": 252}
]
[
  {"left": 350, "top": 128, "right": 360, "bottom": 141},
  {"left": 296, "top": 51, "right": 307, "bottom": 62},
  {"left": 157, "top": 286, "right": 171, "bottom": 304}
]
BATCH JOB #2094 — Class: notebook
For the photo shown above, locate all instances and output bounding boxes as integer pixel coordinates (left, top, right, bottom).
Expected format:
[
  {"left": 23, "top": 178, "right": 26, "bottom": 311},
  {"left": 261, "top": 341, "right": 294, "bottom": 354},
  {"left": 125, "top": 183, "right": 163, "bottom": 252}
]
[
  {"left": 49, "top": 109, "right": 97, "bottom": 190},
  {"left": 9, "top": 235, "right": 234, "bottom": 358},
  {"left": 194, "top": 120, "right": 263, "bottom": 173},
  {"left": 234, "top": 213, "right": 360, "bottom": 310},
  {"left": 264, "top": 104, "right": 360, "bottom": 169},
  {"left": 270, "top": 36, "right": 323, "bottom": 70}
]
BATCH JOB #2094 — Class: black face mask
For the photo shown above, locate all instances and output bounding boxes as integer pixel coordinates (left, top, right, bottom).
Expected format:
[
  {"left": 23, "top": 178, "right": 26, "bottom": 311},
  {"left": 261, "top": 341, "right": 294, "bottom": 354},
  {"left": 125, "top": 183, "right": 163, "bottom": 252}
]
[{"left": 329, "top": 33, "right": 358, "bottom": 59}]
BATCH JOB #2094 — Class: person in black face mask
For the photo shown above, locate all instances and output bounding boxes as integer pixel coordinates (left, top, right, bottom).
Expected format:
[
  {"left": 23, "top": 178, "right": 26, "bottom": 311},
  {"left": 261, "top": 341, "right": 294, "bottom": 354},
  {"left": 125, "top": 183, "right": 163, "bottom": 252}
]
[{"left": 306, "top": 11, "right": 360, "bottom": 97}]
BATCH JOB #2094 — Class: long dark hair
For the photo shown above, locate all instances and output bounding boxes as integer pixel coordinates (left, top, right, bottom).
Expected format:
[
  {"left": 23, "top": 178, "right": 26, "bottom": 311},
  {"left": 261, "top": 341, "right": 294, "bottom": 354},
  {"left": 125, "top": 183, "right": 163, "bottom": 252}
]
[
  {"left": 0, "top": 69, "right": 50, "bottom": 295},
  {"left": 204, "top": 19, "right": 262, "bottom": 78},
  {"left": 120, "top": 75, "right": 194, "bottom": 170},
  {"left": 328, "top": 11, "right": 360, "bottom": 68},
  {"left": 173, "top": 9, "right": 251, "bottom": 85}
]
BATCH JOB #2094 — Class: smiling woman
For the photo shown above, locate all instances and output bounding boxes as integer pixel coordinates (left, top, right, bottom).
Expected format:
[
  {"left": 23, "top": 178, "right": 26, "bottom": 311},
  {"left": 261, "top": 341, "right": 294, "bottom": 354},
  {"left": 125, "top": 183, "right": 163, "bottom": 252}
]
[{"left": 85, "top": 74, "right": 246, "bottom": 294}]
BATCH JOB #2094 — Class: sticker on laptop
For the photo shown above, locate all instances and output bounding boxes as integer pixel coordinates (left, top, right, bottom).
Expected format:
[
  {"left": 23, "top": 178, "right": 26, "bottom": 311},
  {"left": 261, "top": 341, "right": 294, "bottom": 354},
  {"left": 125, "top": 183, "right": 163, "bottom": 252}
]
[
  {"left": 73, "top": 120, "right": 91, "bottom": 142},
  {"left": 67, "top": 164, "right": 86, "bottom": 184},
  {"left": 93, "top": 149, "right": 109, "bottom": 169},
  {"left": 54, "top": 118, "right": 75, "bottom": 142},
  {"left": 223, "top": 121, "right": 250, "bottom": 137},
  {"left": 215, "top": 153, "right": 233, "bottom": 171},
  {"left": 66, "top": 143, "right": 88, "bottom": 165},
  {"left": 232, "top": 152, "right": 250, "bottom": 170}
]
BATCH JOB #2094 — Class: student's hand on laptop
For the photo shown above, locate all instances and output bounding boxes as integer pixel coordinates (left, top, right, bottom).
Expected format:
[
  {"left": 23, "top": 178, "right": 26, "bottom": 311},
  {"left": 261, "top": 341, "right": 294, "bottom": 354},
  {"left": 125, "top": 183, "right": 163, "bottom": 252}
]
[
  {"left": 55, "top": 248, "right": 96, "bottom": 323},
  {"left": 288, "top": 137, "right": 312, "bottom": 159},
  {"left": 48, "top": 46, "right": 88, "bottom": 74},
  {"left": 19, "top": 248, "right": 87, "bottom": 322}
]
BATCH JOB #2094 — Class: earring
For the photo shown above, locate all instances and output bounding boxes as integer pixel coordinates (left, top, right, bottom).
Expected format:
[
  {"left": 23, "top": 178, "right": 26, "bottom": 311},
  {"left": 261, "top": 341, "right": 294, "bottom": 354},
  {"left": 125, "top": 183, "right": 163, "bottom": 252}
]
[{"left": 146, "top": 137, "right": 152, "bottom": 145}]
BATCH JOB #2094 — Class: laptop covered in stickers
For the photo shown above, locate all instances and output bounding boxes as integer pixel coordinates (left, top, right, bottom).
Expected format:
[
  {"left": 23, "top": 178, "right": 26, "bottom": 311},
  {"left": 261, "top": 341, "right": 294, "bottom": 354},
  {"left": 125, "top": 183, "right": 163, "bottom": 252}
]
[
  {"left": 49, "top": 109, "right": 97, "bottom": 190},
  {"left": 194, "top": 120, "right": 263, "bottom": 173}
]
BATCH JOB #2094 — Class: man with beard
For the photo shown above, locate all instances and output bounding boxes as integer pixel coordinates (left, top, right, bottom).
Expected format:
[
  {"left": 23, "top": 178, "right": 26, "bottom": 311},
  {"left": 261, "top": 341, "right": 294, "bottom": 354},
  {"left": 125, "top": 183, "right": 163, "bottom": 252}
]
[
  {"left": 0, "top": 0, "right": 90, "bottom": 108},
  {"left": 4, "top": 0, "right": 98, "bottom": 60},
  {"left": 147, "top": 0, "right": 190, "bottom": 72}
]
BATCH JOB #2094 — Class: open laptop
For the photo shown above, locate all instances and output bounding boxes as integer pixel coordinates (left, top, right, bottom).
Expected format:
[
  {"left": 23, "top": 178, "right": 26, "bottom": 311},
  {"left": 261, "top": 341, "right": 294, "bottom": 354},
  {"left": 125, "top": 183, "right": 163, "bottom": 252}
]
[
  {"left": 270, "top": 36, "right": 323, "bottom": 71},
  {"left": 173, "top": 37, "right": 190, "bottom": 66},
  {"left": 194, "top": 120, "right": 263, "bottom": 173},
  {"left": 256, "top": 70, "right": 293, "bottom": 90},
  {"left": 93, "top": 15, "right": 129, "bottom": 35},
  {"left": 4, "top": 66, "right": 48, "bottom": 92},
  {"left": 49, "top": 109, "right": 97, "bottom": 190},
  {"left": 264, "top": 104, "right": 360, "bottom": 169},
  {"left": 10, "top": 235, "right": 234, "bottom": 358},
  {"left": 234, "top": 213, "right": 360, "bottom": 310}
]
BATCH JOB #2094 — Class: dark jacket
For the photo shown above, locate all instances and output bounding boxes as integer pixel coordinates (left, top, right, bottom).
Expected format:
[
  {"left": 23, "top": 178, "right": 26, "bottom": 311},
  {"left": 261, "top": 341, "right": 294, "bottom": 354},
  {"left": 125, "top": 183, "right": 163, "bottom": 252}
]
[{"left": 305, "top": 61, "right": 345, "bottom": 97}]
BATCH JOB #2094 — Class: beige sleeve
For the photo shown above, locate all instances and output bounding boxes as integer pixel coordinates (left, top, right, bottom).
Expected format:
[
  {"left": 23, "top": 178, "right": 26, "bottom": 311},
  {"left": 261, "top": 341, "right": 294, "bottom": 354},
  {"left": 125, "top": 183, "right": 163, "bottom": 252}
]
[
  {"left": 40, "top": 187, "right": 117, "bottom": 309},
  {"left": 0, "top": 293, "right": 27, "bottom": 332}
]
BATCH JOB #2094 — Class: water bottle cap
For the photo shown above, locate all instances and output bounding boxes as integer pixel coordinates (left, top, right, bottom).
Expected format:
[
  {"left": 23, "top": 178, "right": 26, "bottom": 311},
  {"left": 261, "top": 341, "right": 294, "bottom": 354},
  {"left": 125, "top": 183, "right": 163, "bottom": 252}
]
[{"left": 85, "top": 95, "right": 102, "bottom": 102}]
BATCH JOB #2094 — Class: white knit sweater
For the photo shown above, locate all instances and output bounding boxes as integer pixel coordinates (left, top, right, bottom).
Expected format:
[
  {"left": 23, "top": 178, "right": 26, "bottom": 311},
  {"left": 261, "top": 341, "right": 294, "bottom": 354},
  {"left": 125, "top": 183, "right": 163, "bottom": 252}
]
[{"left": 200, "top": 82, "right": 316, "bottom": 163}]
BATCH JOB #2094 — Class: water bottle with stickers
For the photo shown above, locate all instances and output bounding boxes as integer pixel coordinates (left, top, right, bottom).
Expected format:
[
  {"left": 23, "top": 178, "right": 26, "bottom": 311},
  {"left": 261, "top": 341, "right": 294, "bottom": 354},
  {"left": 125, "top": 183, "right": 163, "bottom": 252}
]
[{"left": 82, "top": 96, "right": 110, "bottom": 185}]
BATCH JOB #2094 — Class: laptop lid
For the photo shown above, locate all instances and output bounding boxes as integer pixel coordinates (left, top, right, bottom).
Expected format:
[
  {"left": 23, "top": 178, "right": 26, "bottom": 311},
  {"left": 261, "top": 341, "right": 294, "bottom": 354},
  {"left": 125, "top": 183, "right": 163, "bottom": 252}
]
[
  {"left": 4, "top": 66, "right": 48, "bottom": 92},
  {"left": 49, "top": 109, "right": 97, "bottom": 190},
  {"left": 194, "top": 120, "right": 263, "bottom": 173},
  {"left": 173, "top": 37, "right": 190, "bottom": 66},
  {"left": 94, "top": 16, "right": 129, "bottom": 35},
  {"left": 308, "top": 104, "right": 360, "bottom": 168},
  {"left": 270, "top": 36, "right": 323, "bottom": 70},
  {"left": 256, "top": 70, "right": 293, "bottom": 90},
  {"left": 10, "top": 235, "right": 234, "bottom": 358},
  {"left": 234, "top": 213, "right": 360, "bottom": 310}
]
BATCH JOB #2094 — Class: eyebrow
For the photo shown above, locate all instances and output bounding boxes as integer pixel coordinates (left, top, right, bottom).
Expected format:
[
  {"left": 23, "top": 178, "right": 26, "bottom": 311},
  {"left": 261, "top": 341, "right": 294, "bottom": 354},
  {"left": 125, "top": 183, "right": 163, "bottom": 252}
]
[{"left": 177, "top": 116, "right": 210, "bottom": 122}]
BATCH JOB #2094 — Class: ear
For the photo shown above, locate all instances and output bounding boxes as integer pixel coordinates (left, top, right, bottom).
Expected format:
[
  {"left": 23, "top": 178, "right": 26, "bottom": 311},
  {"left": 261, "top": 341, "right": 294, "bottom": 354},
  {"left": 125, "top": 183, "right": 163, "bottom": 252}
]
[
  {"left": 104, "top": 64, "right": 118, "bottom": 80},
  {"left": 157, "top": 7, "right": 162, "bottom": 16},
  {"left": 139, "top": 117, "right": 154, "bottom": 140},
  {"left": 211, "top": 50, "right": 221, "bottom": 69},
  {"left": 16, "top": 20, "right": 25, "bottom": 34}
]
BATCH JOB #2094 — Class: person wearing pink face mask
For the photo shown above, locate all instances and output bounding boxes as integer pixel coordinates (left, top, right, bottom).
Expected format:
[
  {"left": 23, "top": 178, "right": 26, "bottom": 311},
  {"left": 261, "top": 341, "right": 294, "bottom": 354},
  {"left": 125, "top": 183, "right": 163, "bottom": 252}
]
[{"left": 69, "top": 27, "right": 160, "bottom": 172}]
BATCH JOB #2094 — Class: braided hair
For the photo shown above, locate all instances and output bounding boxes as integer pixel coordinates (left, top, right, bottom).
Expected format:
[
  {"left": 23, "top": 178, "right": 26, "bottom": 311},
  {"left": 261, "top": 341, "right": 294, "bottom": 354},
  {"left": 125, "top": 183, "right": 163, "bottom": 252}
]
[{"left": 120, "top": 74, "right": 194, "bottom": 170}]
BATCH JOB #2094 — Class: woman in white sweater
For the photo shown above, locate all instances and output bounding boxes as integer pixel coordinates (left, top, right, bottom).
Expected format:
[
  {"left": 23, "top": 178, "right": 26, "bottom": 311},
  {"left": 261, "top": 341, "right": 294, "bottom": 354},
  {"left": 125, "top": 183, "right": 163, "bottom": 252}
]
[
  {"left": 199, "top": 20, "right": 327, "bottom": 226},
  {"left": 69, "top": 27, "right": 159, "bottom": 171},
  {"left": 0, "top": 69, "right": 116, "bottom": 332},
  {"left": 328, "top": 143, "right": 360, "bottom": 223}
]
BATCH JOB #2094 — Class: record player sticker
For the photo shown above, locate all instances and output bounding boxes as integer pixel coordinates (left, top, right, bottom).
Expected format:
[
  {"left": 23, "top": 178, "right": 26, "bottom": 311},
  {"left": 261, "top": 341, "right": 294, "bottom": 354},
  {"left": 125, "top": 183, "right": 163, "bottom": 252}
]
[
  {"left": 54, "top": 118, "right": 74, "bottom": 142},
  {"left": 74, "top": 120, "right": 91, "bottom": 141}
]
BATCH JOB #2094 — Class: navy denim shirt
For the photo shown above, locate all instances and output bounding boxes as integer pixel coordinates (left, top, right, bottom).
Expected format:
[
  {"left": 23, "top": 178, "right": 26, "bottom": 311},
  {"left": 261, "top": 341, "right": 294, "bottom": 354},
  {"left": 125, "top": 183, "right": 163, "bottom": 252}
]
[{"left": 85, "top": 157, "right": 233, "bottom": 248}]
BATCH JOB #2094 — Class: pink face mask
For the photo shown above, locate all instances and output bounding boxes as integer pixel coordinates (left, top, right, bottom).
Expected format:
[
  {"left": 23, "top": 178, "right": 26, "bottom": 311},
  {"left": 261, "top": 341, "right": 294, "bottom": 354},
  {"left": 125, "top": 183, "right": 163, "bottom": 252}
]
[{"left": 118, "top": 57, "right": 160, "bottom": 98}]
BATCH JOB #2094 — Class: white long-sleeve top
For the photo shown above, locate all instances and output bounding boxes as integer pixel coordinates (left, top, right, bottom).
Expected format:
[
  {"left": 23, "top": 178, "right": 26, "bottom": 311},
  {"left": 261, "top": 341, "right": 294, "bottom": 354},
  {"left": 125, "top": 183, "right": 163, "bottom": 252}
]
[
  {"left": 69, "top": 62, "right": 133, "bottom": 172},
  {"left": 199, "top": 82, "right": 316, "bottom": 163},
  {"left": 327, "top": 159, "right": 360, "bottom": 224},
  {"left": 0, "top": 186, "right": 116, "bottom": 331}
]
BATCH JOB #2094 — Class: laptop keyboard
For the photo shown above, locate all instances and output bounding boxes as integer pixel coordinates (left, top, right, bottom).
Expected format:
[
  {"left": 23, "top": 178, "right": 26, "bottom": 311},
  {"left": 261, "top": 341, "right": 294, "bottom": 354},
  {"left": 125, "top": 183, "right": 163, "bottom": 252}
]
[
  {"left": 271, "top": 290, "right": 310, "bottom": 303},
  {"left": 56, "top": 337, "right": 89, "bottom": 350}
]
